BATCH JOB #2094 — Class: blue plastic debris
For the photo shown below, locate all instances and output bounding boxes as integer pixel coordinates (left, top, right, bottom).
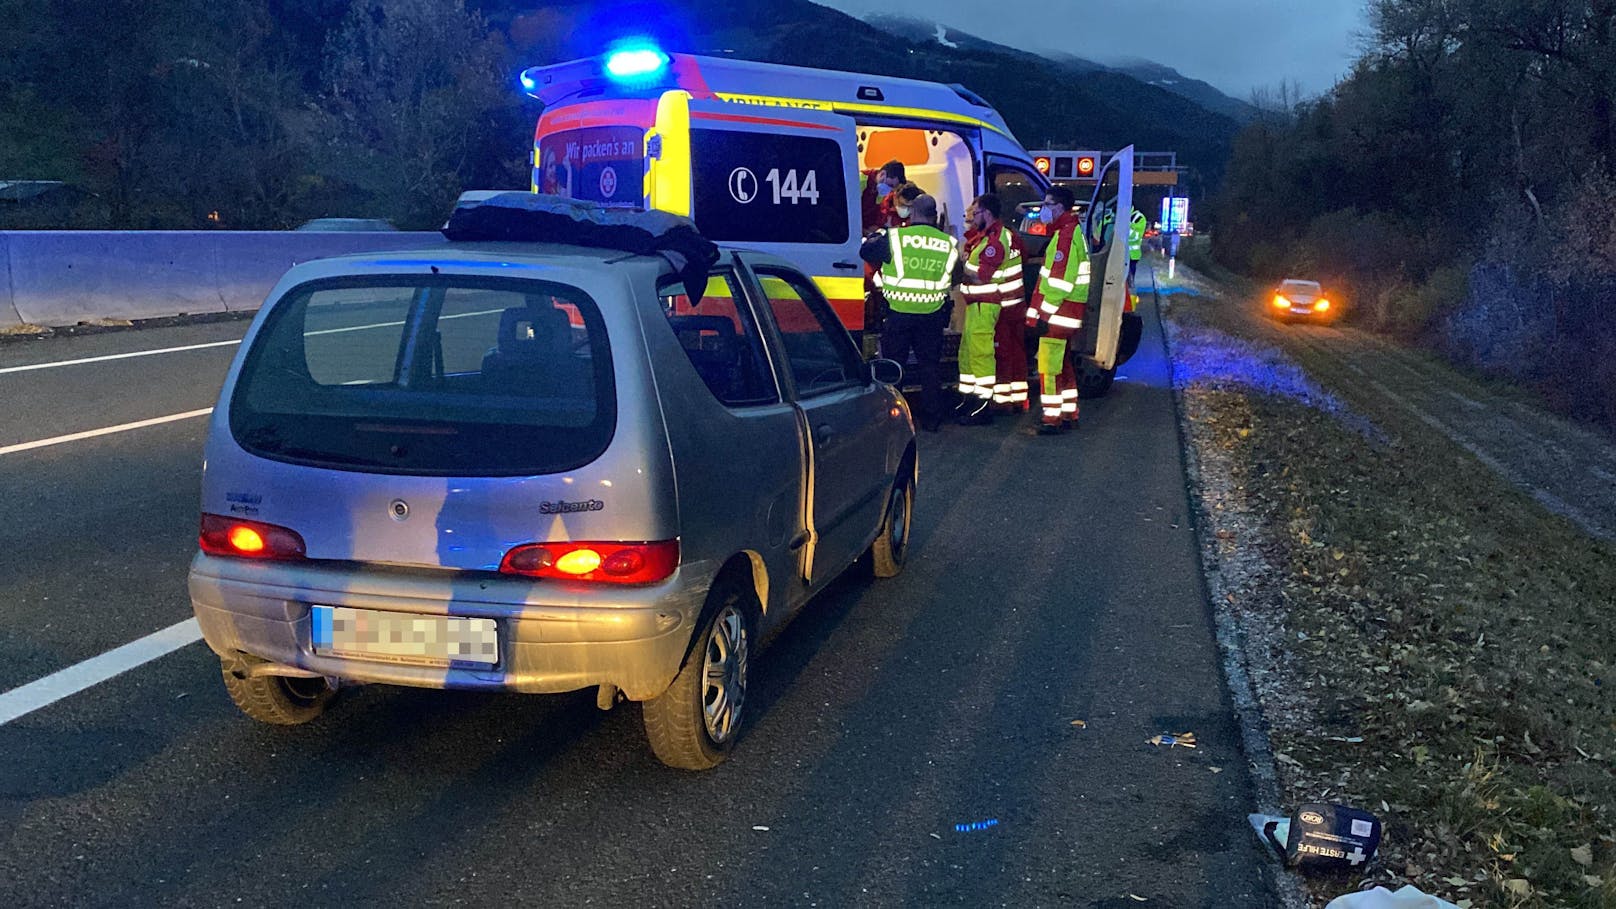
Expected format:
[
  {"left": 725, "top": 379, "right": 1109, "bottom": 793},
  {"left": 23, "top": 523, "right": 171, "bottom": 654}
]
[{"left": 954, "top": 819, "right": 999, "bottom": 833}]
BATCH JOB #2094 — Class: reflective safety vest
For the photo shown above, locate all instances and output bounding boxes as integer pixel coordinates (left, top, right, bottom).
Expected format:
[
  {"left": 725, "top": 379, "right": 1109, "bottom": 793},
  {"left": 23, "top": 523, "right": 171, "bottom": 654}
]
[
  {"left": 875, "top": 224, "right": 959, "bottom": 314},
  {"left": 1128, "top": 209, "right": 1147, "bottom": 261},
  {"left": 1032, "top": 221, "right": 1091, "bottom": 329},
  {"left": 960, "top": 224, "right": 1024, "bottom": 308}
]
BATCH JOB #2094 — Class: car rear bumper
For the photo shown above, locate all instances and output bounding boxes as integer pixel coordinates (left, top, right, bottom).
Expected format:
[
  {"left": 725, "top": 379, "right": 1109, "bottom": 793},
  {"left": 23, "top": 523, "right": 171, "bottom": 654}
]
[{"left": 188, "top": 554, "right": 708, "bottom": 700}]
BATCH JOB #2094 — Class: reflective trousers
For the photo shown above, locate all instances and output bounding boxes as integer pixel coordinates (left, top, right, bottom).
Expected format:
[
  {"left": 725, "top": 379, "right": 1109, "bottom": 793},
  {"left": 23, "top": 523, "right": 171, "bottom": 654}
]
[
  {"left": 993, "top": 302, "right": 1030, "bottom": 409},
  {"left": 1035, "top": 303, "right": 1084, "bottom": 426},
  {"left": 957, "top": 302, "right": 999, "bottom": 408}
]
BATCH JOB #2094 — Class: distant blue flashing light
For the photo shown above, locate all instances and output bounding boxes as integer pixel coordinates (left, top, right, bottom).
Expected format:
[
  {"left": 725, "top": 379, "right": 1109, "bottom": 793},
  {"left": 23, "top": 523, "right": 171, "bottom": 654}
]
[
  {"left": 519, "top": 70, "right": 537, "bottom": 92},
  {"left": 605, "top": 47, "right": 669, "bottom": 80}
]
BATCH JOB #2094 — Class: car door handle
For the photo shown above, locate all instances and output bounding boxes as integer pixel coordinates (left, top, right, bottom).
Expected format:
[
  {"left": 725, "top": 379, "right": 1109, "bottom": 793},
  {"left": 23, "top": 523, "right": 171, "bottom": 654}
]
[{"left": 832, "top": 260, "right": 860, "bottom": 270}]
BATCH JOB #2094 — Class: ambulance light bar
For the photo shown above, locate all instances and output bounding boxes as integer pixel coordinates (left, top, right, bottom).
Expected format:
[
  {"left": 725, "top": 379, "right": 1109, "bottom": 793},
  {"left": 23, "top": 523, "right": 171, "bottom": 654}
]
[{"left": 605, "top": 45, "right": 670, "bottom": 80}]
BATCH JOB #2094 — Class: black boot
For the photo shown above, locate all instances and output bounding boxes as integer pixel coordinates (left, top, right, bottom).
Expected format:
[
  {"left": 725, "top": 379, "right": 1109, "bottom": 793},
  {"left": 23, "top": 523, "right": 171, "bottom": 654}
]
[{"left": 958, "top": 397, "right": 993, "bottom": 425}]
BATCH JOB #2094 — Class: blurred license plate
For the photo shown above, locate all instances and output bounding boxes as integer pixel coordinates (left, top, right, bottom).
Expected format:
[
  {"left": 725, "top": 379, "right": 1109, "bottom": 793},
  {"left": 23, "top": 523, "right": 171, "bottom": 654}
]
[{"left": 310, "top": 605, "right": 498, "bottom": 667}]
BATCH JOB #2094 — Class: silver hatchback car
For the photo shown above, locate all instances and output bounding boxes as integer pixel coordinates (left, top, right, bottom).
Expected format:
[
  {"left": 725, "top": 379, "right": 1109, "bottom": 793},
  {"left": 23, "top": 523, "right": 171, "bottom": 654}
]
[{"left": 189, "top": 200, "right": 916, "bottom": 769}]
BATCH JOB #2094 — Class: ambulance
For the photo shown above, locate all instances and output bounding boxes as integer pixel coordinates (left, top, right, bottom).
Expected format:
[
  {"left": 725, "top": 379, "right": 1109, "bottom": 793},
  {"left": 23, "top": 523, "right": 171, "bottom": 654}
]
[{"left": 520, "top": 46, "right": 1138, "bottom": 395}]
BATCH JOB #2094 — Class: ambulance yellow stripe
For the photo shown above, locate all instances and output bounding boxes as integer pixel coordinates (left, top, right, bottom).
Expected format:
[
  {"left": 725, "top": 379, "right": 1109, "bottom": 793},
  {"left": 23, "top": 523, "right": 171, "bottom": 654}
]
[{"left": 713, "top": 93, "right": 1014, "bottom": 139}]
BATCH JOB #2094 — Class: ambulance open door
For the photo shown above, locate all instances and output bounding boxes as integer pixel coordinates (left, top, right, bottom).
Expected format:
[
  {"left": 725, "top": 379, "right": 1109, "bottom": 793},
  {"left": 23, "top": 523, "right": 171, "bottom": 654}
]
[
  {"left": 1081, "top": 145, "right": 1134, "bottom": 373},
  {"left": 643, "top": 90, "right": 867, "bottom": 331}
]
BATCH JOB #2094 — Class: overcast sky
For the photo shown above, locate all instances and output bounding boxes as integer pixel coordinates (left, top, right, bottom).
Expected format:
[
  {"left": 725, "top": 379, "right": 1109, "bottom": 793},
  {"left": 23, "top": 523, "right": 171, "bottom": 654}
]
[{"left": 816, "top": 0, "right": 1369, "bottom": 99}]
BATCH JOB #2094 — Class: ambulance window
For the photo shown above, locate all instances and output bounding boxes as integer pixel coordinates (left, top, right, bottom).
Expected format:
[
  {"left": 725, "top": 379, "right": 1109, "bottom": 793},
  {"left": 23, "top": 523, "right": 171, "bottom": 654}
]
[
  {"left": 658, "top": 270, "right": 779, "bottom": 408},
  {"left": 990, "top": 164, "right": 1043, "bottom": 211},
  {"left": 689, "top": 129, "right": 850, "bottom": 244}
]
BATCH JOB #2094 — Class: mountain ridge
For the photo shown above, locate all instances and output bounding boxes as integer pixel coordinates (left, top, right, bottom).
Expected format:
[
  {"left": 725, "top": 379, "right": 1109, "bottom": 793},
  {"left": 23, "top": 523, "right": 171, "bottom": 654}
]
[
  {"left": 489, "top": 0, "right": 1240, "bottom": 192},
  {"left": 865, "top": 14, "right": 1256, "bottom": 123}
]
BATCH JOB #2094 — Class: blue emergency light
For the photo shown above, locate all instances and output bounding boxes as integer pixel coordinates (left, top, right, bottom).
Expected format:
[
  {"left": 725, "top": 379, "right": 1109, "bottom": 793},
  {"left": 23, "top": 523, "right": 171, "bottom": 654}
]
[
  {"left": 605, "top": 45, "right": 669, "bottom": 80},
  {"left": 519, "top": 71, "right": 537, "bottom": 92}
]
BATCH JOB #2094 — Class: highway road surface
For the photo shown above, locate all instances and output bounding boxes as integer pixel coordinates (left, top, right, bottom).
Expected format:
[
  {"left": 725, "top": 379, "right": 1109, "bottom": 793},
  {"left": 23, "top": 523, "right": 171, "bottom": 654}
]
[{"left": 0, "top": 291, "right": 1277, "bottom": 907}]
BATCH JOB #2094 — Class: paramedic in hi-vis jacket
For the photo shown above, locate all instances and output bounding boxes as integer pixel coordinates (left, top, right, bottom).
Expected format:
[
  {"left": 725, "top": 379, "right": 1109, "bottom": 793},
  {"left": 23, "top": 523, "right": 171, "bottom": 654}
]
[
  {"left": 957, "top": 193, "right": 1026, "bottom": 422},
  {"left": 1024, "top": 185, "right": 1089, "bottom": 433}
]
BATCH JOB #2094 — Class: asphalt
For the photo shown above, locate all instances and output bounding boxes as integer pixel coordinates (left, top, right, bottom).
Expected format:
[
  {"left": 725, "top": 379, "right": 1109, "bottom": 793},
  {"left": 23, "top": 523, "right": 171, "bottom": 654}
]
[{"left": 0, "top": 279, "right": 1279, "bottom": 908}]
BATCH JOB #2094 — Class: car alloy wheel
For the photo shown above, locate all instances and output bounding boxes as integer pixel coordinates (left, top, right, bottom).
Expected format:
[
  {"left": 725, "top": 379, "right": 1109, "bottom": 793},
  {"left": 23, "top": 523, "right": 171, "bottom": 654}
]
[
  {"left": 886, "top": 484, "right": 910, "bottom": 563},
  {"left": 701, "top": 603, "right": 748, "bottom": 744}
]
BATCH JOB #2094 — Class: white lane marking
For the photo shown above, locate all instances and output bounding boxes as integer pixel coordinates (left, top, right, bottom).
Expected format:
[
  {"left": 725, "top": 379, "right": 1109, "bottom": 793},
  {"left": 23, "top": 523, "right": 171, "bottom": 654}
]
[
  {"left": 0, "top": 307, "right": 505, "bottom": 455},
  {"left": 0, "top": 307, "right": 504, "bottom": 375},
  {"left": 0, "top": 619, "right": 202, "bottom": 726},
  {"left": 0, "top": 339, "right": 241, "bottom": 375},
  {"left": 0, "top": 407, "right": 214, "bottom": 457}
]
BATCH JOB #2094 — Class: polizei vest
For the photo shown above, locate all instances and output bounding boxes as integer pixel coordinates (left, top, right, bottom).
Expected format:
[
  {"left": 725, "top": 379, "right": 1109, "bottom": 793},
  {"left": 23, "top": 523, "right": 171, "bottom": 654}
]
[{"left": 876, "top": 224, "right": 959, "bottom": 314}]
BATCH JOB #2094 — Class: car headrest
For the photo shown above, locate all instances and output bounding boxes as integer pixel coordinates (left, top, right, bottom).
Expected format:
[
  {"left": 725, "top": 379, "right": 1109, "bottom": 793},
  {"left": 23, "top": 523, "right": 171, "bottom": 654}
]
[{"left": 498, "top": 305, "right": 568, "bottom": 351}]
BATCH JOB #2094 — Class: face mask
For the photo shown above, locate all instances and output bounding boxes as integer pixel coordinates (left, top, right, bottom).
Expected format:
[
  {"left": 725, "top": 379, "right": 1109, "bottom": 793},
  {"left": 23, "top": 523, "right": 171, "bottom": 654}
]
[
  {"left": 1039, "top": 206, "right": 1056, "bottom": 224},
  {"left": 875, "top": 182, "right": 893, "bottom": 199},
  {"left": 896, "top": 205, "right": 912, "bottom": 219}
]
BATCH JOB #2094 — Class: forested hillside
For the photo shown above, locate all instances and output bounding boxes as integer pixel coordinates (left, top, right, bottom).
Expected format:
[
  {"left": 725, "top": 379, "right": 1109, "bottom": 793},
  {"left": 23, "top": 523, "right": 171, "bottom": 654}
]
[
  {"left": 1209, "top": 0, "right": 1616, "bottom": 427},
  {"left": 0, "top": 0, "right": 1237, "bottom": 230}
]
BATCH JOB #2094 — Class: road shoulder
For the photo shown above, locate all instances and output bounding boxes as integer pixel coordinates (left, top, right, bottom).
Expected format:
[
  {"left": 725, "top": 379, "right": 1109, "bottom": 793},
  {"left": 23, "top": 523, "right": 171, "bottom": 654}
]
[{"left": 1157, "top": 262, "right": 1616, "bottom": 909}]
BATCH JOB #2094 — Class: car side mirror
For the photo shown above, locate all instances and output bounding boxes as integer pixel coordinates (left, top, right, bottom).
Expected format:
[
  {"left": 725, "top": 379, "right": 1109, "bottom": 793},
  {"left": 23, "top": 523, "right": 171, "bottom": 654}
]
[{"left": 869, "top": 358, "right": 904, "bottom": 386}]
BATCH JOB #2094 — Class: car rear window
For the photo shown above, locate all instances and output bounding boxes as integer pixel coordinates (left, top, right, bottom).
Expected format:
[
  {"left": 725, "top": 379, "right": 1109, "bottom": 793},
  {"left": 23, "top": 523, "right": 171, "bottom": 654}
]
[{"left": 230, "top": 275, "right": 614, "bottom": 476}]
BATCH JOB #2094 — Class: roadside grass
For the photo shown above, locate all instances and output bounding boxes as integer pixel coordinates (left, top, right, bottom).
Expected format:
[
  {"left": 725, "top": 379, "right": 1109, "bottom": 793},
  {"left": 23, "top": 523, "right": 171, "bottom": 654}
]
[
  {"left": 1164, "top": 275, "right": 1616, "bottom": 908},
  {"left": 1167, "top": 240, "right": 1588, "bottom": 420}
]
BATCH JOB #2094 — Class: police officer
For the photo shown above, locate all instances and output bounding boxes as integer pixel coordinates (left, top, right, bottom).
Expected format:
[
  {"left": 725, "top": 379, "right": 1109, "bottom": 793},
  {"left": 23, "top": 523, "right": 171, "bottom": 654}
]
[
  {"left": 1025, "top": 185, "right": 1089, "bottom": 433},
  {"left": 861, "top": 193, "right": 959, "bottom": 432}
]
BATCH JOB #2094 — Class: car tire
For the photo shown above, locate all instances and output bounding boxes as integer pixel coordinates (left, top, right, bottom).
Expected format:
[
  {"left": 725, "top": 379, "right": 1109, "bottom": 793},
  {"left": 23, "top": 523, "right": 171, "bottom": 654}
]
[
  {"left": 642, "top": 580, "right": 755, "bottom": 770},
  {"left": 220, "top": 667, "right": 335, "bottom": 725},
  {"left": 1078, "top": 364, "right": 1116, "bottom": 398},
  {"left": 867, "top": 473, "right": 914, "bottom": 579}
]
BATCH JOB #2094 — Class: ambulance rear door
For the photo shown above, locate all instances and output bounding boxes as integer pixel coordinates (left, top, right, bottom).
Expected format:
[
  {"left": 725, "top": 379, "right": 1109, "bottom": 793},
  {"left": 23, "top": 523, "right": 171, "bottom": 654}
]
[
  {"left": 1085, "top": 145, "right": 1134, "bottom": 371},
  {"left": 671, "top": 98, "right": 866, "bottom": 330}
]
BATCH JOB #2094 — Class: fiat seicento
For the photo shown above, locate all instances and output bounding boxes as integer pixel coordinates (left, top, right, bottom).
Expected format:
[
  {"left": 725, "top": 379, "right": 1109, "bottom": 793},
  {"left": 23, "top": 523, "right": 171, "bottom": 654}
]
[{"left": 189, "top": 194, "right": 916, "bottom": 769}]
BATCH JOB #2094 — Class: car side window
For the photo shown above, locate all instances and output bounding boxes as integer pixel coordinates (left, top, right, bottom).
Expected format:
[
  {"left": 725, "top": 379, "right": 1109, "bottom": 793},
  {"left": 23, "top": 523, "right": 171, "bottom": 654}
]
[
  {"left": 752, "top": 268, "right": 867, "bottom": 398},
  {"left": 658, "top": 270, "right": 779, "bottom": 408}
]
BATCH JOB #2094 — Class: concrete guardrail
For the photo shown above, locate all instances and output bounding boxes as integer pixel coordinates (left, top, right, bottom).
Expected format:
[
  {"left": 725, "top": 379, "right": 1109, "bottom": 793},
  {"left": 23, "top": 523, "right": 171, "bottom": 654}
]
[{"left": 0, "top": 231, "right": 448, "bottom": 329}]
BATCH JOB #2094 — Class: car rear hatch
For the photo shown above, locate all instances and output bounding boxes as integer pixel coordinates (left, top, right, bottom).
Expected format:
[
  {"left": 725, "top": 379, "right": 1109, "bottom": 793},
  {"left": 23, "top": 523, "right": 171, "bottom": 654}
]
[{"left": 204, "top": 257, "right": 677, "bottom": 573}]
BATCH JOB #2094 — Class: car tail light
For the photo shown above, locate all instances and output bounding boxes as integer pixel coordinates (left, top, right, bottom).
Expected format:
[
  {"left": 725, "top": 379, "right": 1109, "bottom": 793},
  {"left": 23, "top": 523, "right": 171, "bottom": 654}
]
[
  {"left": 500, "top": 540, "right": 679, "bottom": 584},
  {"left": 1314, "top": 299, "right": 1331, "bottom": 311},
  {"left": 200, "top": 514, "right": 306, "bottom": 561},
  {"left": 1273, "top": 294, "right": 1291, "bottom": 308}
]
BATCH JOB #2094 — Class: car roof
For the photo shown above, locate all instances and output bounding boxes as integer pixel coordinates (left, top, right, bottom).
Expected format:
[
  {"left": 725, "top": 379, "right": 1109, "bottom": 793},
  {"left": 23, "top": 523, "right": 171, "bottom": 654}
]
[
  {"left": 275, "top": 241, "right": 798, "bottom": 284},
  {"left": 1280, "top": 278, "right": 1321, "bottom": 286}
]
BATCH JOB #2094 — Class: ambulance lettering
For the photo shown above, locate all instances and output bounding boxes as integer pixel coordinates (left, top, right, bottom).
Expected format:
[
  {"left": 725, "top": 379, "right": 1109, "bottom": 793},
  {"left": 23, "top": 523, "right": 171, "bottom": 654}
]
[{"left": 764, "top": 168, "right": 819, "bottom": 205}]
